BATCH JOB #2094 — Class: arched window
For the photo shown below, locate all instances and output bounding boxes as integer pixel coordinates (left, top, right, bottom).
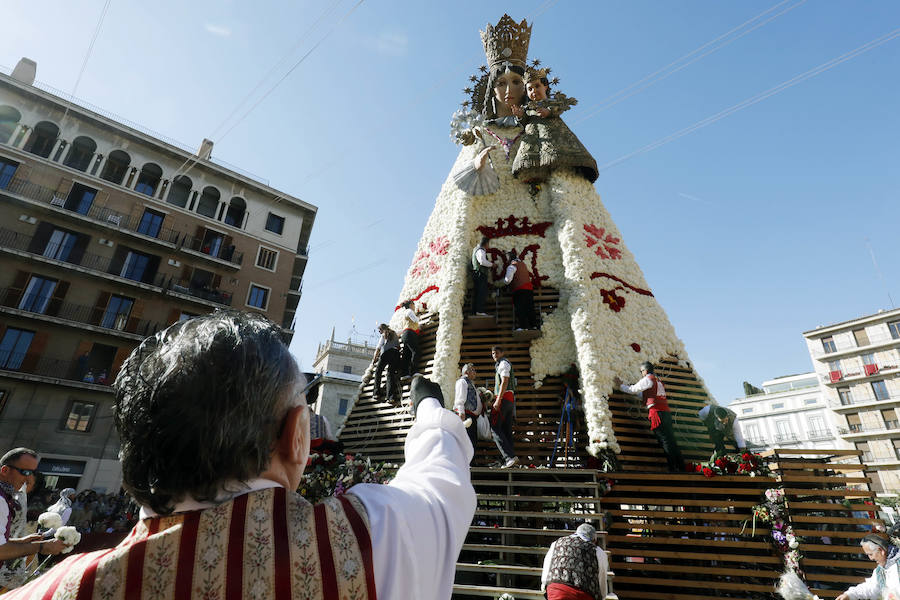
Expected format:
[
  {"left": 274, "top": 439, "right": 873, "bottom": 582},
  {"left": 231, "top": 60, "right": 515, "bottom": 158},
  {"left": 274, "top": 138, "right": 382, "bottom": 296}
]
[
  {"left": 134, "top": 162, "right": 162, "bottom": 197},
  {"left": 100, "top": 150, "right": 130, "bottom": 184},
  {"left": 63, "top": 136, "right": 97, "bottom": 171},
  {"left": 166, "top": 174, "right": 192, "bottom": 208},
  {"left": 196, "top": 186, "right": 220, "bottom": 218},
  {"left": 26, "top": 121, "right": 59, "bottom": 158},
  {"left": 224, "top": 196, "right": 246, "bottom": 227},
  {"left": 0, "top": 106, "right": 21, "bottom": 144}
]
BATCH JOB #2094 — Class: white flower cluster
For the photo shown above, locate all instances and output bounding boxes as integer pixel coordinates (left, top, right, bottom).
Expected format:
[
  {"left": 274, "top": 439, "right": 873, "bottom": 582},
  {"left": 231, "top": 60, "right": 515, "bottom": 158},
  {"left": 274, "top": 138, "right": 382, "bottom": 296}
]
[
  {"left": 449, "top": 109, "right": 484, "bottom": 145},
  {"left": 37, "top": 512, "right": 62, "bottom": 530},
  {"left": 55, "top": 526, "right": 81, "bottom": 553}
]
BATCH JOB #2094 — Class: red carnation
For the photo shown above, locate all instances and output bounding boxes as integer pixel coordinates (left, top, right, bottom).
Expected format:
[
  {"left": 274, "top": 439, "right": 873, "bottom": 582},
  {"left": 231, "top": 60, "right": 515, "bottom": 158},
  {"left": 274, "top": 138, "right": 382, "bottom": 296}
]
[
  {"left": 741, "top": 453, "right": 752, "bottom": 462},
  {"left": 695, "top": 464, "right": 704, "bottom": 473},
  {"left": 714, "top": 458, "right": 727, "bottom": 468},
  {"left": 702, "top": 467, "right": 715, "bottom": 478},
  {"left": 685, "top": 463, "right": 696, "bottom": 473}
]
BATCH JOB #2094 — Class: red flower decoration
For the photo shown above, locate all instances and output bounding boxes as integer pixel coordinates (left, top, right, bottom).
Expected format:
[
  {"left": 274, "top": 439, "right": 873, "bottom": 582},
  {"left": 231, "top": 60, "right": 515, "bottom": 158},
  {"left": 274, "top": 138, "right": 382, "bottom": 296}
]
[
  {"left": 702, "top": 467, "right": 715, "bottom": 478},
  {"left": 714, "top": 458, "right": 727, "bottom": 469},
  {"left": 584, "top": 224, "right": 622, "bottom": 259},
  {"left": 684, "top": 463, "right": 696, "bottom": 473},
  {"left": 600, "top": 288, "right": 626, "bottom": 312},
  {"left": 630, "top": 343, "right": 641, "bottom": 352},
  {"left": 694, "top": 464, "right": 704, "bottom": 473},
  {"left": 741, "top": 453, "right": 752, "bottom": 462}
]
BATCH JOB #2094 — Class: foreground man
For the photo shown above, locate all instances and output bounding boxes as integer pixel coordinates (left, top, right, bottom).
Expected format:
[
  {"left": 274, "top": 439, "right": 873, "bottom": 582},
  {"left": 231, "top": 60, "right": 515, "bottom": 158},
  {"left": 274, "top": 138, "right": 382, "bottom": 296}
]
[
  {"left": 541, "top": 523, "right": 609, "bottom": 600},
  {"left": 7, "top": 311, "right": 475, "bottom": 599}
]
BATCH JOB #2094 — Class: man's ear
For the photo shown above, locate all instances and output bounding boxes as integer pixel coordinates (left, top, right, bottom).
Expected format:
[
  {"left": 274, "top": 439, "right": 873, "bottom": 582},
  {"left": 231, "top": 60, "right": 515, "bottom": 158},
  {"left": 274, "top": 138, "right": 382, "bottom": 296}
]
[{"left": 277, "top": 405, "right": 309, "bottom": 462}]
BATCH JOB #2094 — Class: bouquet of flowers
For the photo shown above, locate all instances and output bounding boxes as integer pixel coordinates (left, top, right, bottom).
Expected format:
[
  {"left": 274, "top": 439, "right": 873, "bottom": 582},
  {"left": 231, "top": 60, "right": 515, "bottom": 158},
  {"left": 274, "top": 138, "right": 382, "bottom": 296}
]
[
  {"left": 777, "top": 569, "right": 821, "bottom": 600},
  {"left": 685, "top": 452, "right": 770, "bottom": 478},
  {"left": 299, "top": 451, "right": 397, "bottom": 504},
  {"left": 449, "top": 109, "right": 484, "bottom": 146},
  {"left": 745, "top": 487, "right": 804, "bottom": 574}
]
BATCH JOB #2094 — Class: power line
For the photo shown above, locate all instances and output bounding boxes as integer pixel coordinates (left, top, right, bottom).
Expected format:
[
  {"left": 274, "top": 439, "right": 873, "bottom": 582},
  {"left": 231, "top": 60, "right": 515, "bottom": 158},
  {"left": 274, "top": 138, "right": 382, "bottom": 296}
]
[
  {"left": 59, "top": 0, "right": 112, "bottom": 127},
  {"left": 596, "top": 28, "right": 900, "bottom": 173},
  {"left": 573, "top": 0, "right": 806, "bottom": 125}
]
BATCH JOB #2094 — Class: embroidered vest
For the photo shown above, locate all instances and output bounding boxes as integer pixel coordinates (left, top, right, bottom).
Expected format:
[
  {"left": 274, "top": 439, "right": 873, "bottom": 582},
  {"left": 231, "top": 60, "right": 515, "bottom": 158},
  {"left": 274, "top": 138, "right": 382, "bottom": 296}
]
[
  {"left": 460, "top": 378, "right": 480, "bottom": 415},
  {"left": 471, "top": 247, "right": 489, "bottom": 277},
  {"left": 4, "top": 487, "right": 376, "bottom": 600},
  {"left": 547, "top": 535, "right": 602, "bottom": 599},
  {"left": 641, "top": 375, "right": 669, "bottom": 412},
  {"left": 509, "top": 260, "right": 532, "bottom": 291},
  {"left": 495, "top": 358, "right": 517, "bottom": 396},
  {"left": 0, "top": 483, "right": 18, "bottom": 545}
]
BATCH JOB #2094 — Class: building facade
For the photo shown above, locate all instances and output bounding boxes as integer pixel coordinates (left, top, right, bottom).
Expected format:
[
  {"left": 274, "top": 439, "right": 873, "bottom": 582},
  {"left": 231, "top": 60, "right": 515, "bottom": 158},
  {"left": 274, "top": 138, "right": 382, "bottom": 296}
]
[
  {"left": 731, "top": 373, "right": 846, "bottom": 452},
  {"left": 310, "top": 333, "right": 375, "bottom": 434},
  {"left": 0, "top": 58, "right": 316, "bottom": 492},
  {"left": 803, "top": 308, "right": 900, "bottom": 495}
]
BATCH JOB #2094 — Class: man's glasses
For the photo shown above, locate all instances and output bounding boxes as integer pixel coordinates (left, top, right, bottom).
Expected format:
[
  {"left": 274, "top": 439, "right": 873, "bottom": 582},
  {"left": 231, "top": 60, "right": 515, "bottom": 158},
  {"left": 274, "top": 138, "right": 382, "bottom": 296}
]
[{"left": 4, "top": 465, "right": 35, "bottom": 477}]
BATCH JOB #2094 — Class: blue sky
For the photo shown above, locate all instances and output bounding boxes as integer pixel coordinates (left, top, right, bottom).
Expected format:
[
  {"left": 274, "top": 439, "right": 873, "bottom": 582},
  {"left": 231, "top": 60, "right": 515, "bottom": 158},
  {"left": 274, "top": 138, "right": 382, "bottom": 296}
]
[{"left": 4, "top": 1, "right": 898, "bottom": 404}]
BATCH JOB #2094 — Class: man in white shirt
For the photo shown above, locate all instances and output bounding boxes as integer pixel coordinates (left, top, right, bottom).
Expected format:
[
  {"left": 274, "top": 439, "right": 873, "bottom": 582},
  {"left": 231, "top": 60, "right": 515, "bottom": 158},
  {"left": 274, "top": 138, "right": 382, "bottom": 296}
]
[
  {"left": 491, "top": 346, "right": 519, "bottom": 468},
  {"left": 541, "top": 523, "right": 609, "bottom": 600},
  {"left": 454, "top": 363, "right": 484, "bottom": 460},
  {"left": 6, "top": 311, "right": 475, "bottom": 600},
  {"left": 471, "top": 236, "right": 493, "bottom": 316},
  {"left": 503, "top": 251, "right": 538, "bottom": 330},
  {"left": 398, "top": 300, "right": 423, "bottom": 380}
]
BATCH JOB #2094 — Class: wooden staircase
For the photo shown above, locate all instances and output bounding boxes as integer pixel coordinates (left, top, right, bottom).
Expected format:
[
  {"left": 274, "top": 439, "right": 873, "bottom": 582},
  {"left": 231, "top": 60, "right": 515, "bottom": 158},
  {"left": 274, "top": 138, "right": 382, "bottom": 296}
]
[
  {"left": 339, "top": 287, "right": 882, "bottom": 599},
  {"left": 454, "top": 467, "right": 614, "bottom": 599}
]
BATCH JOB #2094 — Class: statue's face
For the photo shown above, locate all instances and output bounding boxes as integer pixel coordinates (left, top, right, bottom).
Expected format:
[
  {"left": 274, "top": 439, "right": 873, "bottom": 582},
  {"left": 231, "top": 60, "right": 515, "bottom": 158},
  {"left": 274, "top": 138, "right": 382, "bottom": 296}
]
[
  {"left": 526, "top": 80, "right": 547, "bottom": 102},
  {"left": 493, "top": 69, "right": 525, "bottom": 116}
]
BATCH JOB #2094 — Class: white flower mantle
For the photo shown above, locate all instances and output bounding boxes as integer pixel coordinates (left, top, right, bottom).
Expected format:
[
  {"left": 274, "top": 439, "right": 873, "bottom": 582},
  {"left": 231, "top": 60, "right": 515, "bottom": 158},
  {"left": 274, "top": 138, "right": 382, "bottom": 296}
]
[{"left": 391, "top": 125, "right": 711, "bottom": 456}]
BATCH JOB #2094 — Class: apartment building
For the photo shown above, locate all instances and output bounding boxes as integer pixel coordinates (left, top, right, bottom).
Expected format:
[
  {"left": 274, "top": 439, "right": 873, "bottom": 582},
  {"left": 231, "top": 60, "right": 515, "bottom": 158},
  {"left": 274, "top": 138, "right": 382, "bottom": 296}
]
[
  {"left": 0, "top": 58, "right": 316, "bottom": 491},
  {"left": 310, "top": 332, "right": 375, "bottom": 434},
  {"left": 803, "top": 308, "right": 900, "bottom": 494},
  {"left": 731, "top": 373, "right": 846, "bottom": 452}
]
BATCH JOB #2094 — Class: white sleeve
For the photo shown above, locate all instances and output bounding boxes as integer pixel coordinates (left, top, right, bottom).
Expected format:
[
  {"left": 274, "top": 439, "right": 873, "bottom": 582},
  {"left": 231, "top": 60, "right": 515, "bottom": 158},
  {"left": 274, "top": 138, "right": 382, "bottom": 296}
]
[
  {"left": 845, "top": 569, "right": 880, "bottom": 599},
  {"left": 454, "top": 379, "right": 467, "bottom": 415},
  {"left": 732, "top": 418, "right": 746, "bottom": 448},
  {"left": 597, "top": 546, "right": 609, "bottom": 598},
  {"left": 541, "top": 541, "right": 555, "bottom": 591},
  {"left": 352, "top": 398, "right": 476, "bottom": 600},
  {"left": 503, "top": 265, "right": 516, "bottom": 284},
  {"left": 476, "top": 248, "right": 492, "bottom": 268},
  {"left": 375, "top": 336, "right": 385, "bottom": 352},
  {"left": 0, "top": 498, "right": 9, "bottom": 544},
  {"left": 698, "top": 405, "right": 710, "bottom": 420},
  {"left": 496, "top": 360, "right": 511, "bottom": 379},
  {"left": 620, "top": 375, "right": 653, "bottom": 395},
  {"left": 406, "top": 309, "right": 419, "bottom": 325}
]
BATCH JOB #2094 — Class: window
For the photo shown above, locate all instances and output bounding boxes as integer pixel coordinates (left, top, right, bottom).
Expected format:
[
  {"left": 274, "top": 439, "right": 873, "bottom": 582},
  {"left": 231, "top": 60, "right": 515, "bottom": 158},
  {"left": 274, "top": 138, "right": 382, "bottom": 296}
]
[
  {"left": 63, "top": 401, "right": 96, "bottom": 432},
  {"left": 338, "top": 397, "right": 350, "bottom": 415},
  {"left": 100, "top": 150, "right": 130, "bottom": 185},
  {"left": 120, "top": 251, "right": 150, "bottom": 281},
  {"left": 744, "top": 423, "right": 761, "bottom": 443},
  {"left": 100, "top": 295, "right": 134, "bottom": 330},
  {"left": 201, "top": 229, "right": 225, "bottom": 258},
  {"left": 808, "top": 415, "right": 826, "bottom": 436},
  {"left": 0, "top": 328, "right": 34, "bottom": 370},
  {"left": 43, "top": 229, "right": 77, "bottom": 261},
  {"left": 821, "top": 337, "right": 836, "bottom": 353},
  {"left": 64, "top": 182, "right": 97, "bottom": 215},
  {"left": 63, "top": 136, "right": 96, "bottom": 172},
  {"left": 838, "top": 387, "right": 853, "bottom": 406},
  {"left": 775, "top": 420, "right": 794, "bottom": 441},
  {"left": 873, "top": 380, "right": 890, "bottom": 401},
  {"left": 265, "top": 213, "right": 285, "bottom": 234},
  {"left": 862, "top": 353, "right": 876, "bottom": 366},
  {"left": 0, "top": 389, "right": 7, "bottom": 415},
  {"left": 137, "top": 208, "right": 165, "bottom": 238},
  {"left": 134, "top": 163, "right": 162, "bottom": 197},
  {"left": 0, "top": 105, "right": 20, "bottom": 144},
  {"left": 742, "top": 407, "right": 753, "bottom": 414},
  {"left": 343, "top": 365, "right": 352, "bottom": 374},
  {"left": 771, "top": 402, "right": 784, "bottom": 410},
  {"left": 890, "top": 321, "right": 900, "bottom": 340},
  {"left": 803, "top": 398, "right": 817, "bottom": 405},
  {"left": 853, "top": 328, "right": 870, "bottom": 347},
  {"left": 224, "top": 197, "right": 246, "bottom": 227},
  {"left": 827, "top": 359, "right": 841, "bottom": 373},
  {"left": 18, "top": 275, "right": 57, "bottom": 314},
  {"left": 26, "top": 121, "right": 59, "bottom": 158},
  {"left": 167, "top": 175, "right": 192, "bottom": 208},
  {"left": 196, "top": 187, "right": 220, "bottom": 218},
  {"left": 256, "top": 247, "right": 278, "bottom": 271},
  {"left": 247, "top": 284, "right": 269, "bottom": 309},
  {"left": 0, "top": 157, "right": 18, "bottom": 189}
]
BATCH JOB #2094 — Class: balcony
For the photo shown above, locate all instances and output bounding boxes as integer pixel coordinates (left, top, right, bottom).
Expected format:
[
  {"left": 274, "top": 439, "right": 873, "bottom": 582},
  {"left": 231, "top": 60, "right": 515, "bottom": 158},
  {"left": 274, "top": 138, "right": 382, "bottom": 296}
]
[
  {"left": 823, "top": 364, "right": 900, "bottom": 386},
  {"left": 167, "top": 279, "right": 233, "bottom": 306},
  {"left": 0, "top": 287, "right": 161, "bottom": 339},
  {"left": 1, "top": 174, "right": 244, "bottom": 267},
  {"left": 830, "top": 393, "right": 900, "bottom": 411},
  {"left": 807, "top": 430, "right": 834, "bottom": 441},
  {"left": 0, "top": 351, "right": 115, "bottom": 391},
  {"left": 0, "top": 227, "right": 166, "bottom": 288},
  {"left": 839, "top": 421, "right": 900, "bottom": 437},
  {"left": 773, "top": 432, "right": 800, "bottom": 444},
  {"left": 811, "top": 332, "right": 900, "bottom": 360}
]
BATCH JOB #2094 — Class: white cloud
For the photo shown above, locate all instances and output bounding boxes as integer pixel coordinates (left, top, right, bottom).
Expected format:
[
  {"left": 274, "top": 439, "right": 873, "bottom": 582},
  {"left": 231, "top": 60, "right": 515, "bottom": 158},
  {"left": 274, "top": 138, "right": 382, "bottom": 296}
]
[
  {"left": 368, "top": 32, "right": 408, "bottom": 57},
  {"left": 678, "top": 192, "right": 716, "bottom": 206},
  {"left": 204, "top": 23, "right": 232, "bottom": 37}
]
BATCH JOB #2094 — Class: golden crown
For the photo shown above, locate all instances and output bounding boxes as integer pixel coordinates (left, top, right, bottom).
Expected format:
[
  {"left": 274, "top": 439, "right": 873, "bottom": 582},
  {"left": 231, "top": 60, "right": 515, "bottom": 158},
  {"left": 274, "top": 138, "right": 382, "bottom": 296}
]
[
  {"left": 480, "top": 14, "right": 532, "bottom": 69},
  {"left": 524, "top": 66, "right": 549, "bottom": 82}
]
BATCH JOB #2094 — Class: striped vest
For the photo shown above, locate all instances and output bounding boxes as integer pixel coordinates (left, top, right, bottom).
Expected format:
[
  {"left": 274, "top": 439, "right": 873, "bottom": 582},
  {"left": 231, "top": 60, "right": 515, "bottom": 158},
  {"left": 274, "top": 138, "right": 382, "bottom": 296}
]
[{"left": 5, "top": 487, "right": 376, "bottom": 600}]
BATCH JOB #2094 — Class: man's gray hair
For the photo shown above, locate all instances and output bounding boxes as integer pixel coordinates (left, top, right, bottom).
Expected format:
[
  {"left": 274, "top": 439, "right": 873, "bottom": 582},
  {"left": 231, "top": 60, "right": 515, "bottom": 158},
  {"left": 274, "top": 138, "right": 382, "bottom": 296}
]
[
  {"left": 0, "top": 448, "right": 38, "bottom": 466},
  {"left": 461, "top": 363, "right": 476, "bottom": 376},
  {"left": 576, "top": 523, "right": 596, "bottom": 542}
]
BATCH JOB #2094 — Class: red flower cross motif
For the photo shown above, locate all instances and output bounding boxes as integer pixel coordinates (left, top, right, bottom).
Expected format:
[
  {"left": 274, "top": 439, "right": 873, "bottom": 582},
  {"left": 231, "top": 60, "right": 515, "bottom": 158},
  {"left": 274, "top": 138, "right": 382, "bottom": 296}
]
[
  {"left": 410, "top": 235, "right": 449, "bottom": 278},
  {"left": 600, "top": 288, "right": 626, "bottom": 312},
  {"left": 584, "top": 224, "right": 622, "bottom": 260}
]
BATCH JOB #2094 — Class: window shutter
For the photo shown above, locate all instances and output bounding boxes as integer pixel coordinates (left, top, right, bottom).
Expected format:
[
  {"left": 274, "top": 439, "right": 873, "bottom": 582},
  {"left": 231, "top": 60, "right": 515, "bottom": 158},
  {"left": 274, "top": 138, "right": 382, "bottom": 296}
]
[
  {"left": 92, "top": 292, "right": 111, "bottom": 326},
  {"left": 126, "top": 299, "right": 143, "bottom": 333},
  {"left": 46, "top": 280, "right": 70, "bottom": 317},
  {"left": 27, "top": 222, "right": 54, "bottom": 254},
  {"left": 67, "top": 232, "right": 90, "bottom": 265},
  {"left": 5, "top": 270, "right": 31, "bottom": 307},
  {"left": 19, "top": 331, "right": 49, "bottom": 373}
]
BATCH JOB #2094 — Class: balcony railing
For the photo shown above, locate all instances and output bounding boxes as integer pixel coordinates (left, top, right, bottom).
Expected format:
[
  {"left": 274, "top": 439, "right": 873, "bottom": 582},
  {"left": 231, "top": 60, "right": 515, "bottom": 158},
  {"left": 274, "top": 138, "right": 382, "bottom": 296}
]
[
  {"left": 831, "top": 393, "right": 900, "bottom": 408},
  {"left": 0, "top": 351, "right": 115, "bottom": 387},
  {"left": 773, "top": 433, "right": 799, "bottom": 443},
  {"left": 2, "top": 174, "right": 243, "bottom": 266},
  {"left": 0, "top": 228, "right": 233, "bottom": 307},
  {"left": 807, "top": 430, "right": 834, "bottom": 441},
  {"left": 839, "top": 421, "right": 900, "bottom": 435},
  {"left": 811, "top": 332, "right": 900, "bottom": 358},
  {"left": 0, "top": 287, "right": 161, "bottom": 337}
]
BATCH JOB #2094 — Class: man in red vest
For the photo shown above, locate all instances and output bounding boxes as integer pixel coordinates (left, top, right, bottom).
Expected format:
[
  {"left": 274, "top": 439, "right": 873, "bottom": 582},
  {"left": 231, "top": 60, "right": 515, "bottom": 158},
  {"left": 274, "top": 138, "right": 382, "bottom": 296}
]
[
  {"left": 6, "top": 311, "right": 475, "bottom": 600},
  {"left": 503, "top": 251, "right": 538, "bottom": 330},
  {"left": 615, "top": 362, "right": 685, "bottom": 472}
]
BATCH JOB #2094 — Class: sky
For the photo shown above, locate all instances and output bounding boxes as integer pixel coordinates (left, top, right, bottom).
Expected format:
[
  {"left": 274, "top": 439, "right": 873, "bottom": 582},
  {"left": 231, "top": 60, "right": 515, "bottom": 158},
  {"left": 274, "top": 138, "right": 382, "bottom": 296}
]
[{"left": 3, "top": 1, "right": 898, "bottom": 404}]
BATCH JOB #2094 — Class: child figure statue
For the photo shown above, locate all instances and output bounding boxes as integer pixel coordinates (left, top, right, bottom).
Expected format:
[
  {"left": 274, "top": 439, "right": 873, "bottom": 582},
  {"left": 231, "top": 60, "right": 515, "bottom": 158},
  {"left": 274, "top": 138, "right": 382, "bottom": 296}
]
[{"left": 511, "top": 67, "right": 598, "bottom": 184}]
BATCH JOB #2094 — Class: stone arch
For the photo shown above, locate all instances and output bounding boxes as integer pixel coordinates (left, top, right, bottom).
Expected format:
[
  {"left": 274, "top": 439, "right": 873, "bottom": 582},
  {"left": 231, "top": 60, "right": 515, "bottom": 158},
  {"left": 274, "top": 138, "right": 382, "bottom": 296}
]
[
  {"left": 196, "top": 186, "right": 220, "bottom": 218},
  {"left": 63, "top": 135, "right": 97, "bottom": 171},
  {"left": 26, "top": 121, "right": 59, "bottom": 158},
  {"left": 134, "top": 162, "right": 163, "bottom": 196},
  {"left": 0, "top": 105, "right": 21, "bottom": 144},
  {"left": 224, "top": 196, "right": 246, "bottom": 227},
  {"left": 100, "top": 149, "right": 131, "bottom": 184},
  {"left": 167, "top": 174, "right": 192, "bottom": 208}
]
